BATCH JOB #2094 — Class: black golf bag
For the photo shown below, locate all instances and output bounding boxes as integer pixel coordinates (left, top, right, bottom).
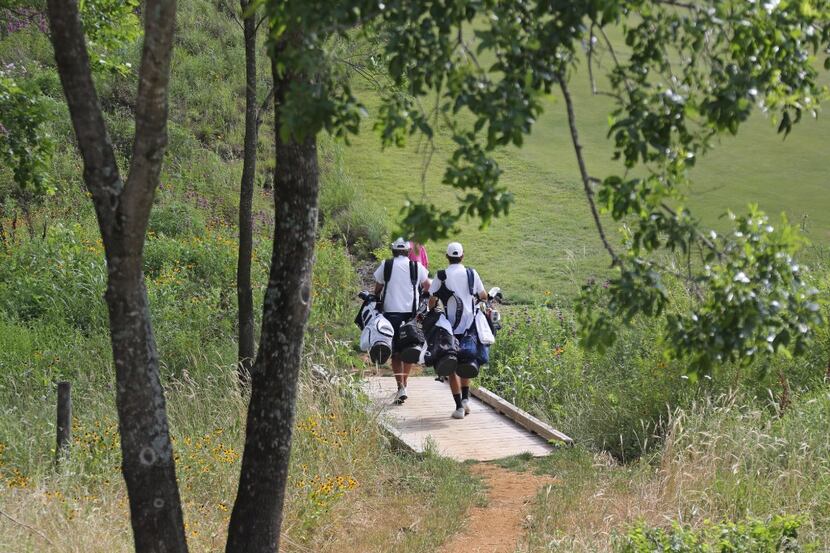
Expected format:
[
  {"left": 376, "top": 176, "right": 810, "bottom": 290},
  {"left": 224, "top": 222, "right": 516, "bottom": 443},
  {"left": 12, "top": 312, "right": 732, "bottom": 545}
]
[
  {"left": 397, "top": 318, "right": 426, "bottom": 364},
  {"left": 421, "top": 310, "right": 458, "bottom": 376}
]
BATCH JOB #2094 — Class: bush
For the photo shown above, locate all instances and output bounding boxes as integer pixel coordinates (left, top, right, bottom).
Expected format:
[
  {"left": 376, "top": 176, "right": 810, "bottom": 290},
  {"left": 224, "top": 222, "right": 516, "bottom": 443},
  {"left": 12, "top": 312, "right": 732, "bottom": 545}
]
[
  {"left": 481, "top": 304, "right": 698, "bottom": 461},
  {"left": 617, "top": 516, "right": 810, "bottom": 553},
  {"left": 148, "top": 199, "right": 207, "bottom": 238},
  {"left": 0, "top": 224, "right": 107, "bottom": 332},
  {"left": 481, "top": 266, "right": 830, "bottom": 462},
  {"left": 308, "top": 239, "right": 358, "bottom": 330},
  {"left": 318, "top": 142, "right": 389, "bottom": 259}
]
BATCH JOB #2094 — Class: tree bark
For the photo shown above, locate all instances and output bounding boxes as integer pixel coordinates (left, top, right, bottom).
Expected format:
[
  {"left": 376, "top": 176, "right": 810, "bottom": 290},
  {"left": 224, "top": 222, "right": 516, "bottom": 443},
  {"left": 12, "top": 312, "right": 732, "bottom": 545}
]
[
  {"left": 46, "top": 2, "right": 188, "bottom": 552},
  {"left": 236, "top": 0, "right": 258, "bottom": 384},
  {"left": 225, "top": 48, "right": 320, "bottom": 553}
]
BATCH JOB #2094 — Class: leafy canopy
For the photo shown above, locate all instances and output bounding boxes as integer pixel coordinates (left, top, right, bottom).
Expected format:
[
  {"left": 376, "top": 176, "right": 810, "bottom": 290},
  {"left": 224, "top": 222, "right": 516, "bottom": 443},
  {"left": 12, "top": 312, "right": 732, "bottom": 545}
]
[
  {"left": 0, "top": 70, "right": 54, "bottom": 194},
  {"left": 0, "top": 0, "right": 140, "bottom": 201},
  {"left": 257, "top": 0, "right": 829, "bottom": 375}
]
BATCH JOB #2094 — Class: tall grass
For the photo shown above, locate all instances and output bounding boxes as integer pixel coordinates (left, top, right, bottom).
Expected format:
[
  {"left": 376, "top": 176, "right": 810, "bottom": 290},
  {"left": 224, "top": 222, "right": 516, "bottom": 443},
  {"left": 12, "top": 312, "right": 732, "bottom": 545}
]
[
  {"left": 481, "top": 266, "right": 830, "bottom": 462},
  {"left": 0, "top": 223, "right": 480, "bottom": 552},
  {"left": 521, "top": 390, "right": 830, "bottom": 551}
]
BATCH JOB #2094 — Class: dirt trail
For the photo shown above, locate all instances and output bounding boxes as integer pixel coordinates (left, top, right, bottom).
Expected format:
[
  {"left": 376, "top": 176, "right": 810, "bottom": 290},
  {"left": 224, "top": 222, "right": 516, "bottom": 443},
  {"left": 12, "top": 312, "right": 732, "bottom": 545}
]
[{"left": 438, "top": 463, "right": 554, "bottom": 553}]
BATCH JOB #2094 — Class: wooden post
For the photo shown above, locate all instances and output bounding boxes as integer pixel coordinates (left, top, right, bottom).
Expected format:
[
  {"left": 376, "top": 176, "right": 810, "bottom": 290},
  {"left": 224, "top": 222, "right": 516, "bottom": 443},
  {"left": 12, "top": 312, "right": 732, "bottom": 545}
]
[{"left": 55, "top": 381, "right": 71, "bottom": 465}]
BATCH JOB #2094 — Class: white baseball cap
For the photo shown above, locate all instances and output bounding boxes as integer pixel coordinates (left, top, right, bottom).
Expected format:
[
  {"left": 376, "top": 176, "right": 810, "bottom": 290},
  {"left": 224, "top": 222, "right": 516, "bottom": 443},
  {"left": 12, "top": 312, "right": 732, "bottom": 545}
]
[
  {"left": 446, "top": 241, "right": 463, "bottom": 257},
  {"left": 391, "top": 237, "right": 410, "bottom": 251}
]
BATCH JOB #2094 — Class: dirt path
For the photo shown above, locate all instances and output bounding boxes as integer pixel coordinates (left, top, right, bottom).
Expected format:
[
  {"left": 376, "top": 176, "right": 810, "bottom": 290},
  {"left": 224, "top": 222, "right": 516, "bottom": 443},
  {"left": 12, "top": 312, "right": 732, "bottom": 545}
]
[{"left": 438, "top": 463, "right": 555, "bottom": 553}]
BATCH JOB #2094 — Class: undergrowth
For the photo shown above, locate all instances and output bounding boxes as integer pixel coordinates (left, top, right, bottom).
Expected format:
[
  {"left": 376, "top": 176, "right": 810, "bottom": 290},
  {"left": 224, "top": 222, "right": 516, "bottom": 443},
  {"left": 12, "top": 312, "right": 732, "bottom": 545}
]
[{"left": 518, "top": 390, "right": 830, "bottom": 551}]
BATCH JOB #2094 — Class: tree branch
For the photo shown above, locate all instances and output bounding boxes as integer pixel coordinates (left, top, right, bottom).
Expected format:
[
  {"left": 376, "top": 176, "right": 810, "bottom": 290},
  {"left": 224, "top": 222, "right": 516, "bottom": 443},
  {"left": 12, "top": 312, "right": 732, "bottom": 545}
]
[
  {"left": 558, "top": 73, "right": 618, "bottom": 265},
  {"left": 653, "top": 0, "right": 697, "bottom": 9},
  {"left": 119, "top": 0, "right": 178, "bottom": 249},
  {"left": 596, "top": 25, "right": 634, "bottom": 97},
  {"left": 219, "top": 0, "right": 244, "bottom": 30},
  {"left": 658, "top": 201, "right": 723, "bottom": 258},
  {"left": 335, "top": 57, "right": 386, "bottom": 90},
  {"left": 0, "top": 508, "right": 56, "bottom": 549},
  {"left": 46, "top": 0, "right": 122, "bottom": 242},
  {"left": 255, "top": 13, "right": 268, "bottom": 32},
  {"left": 585, "top": 24, "right": 622, "bottom": 101}
]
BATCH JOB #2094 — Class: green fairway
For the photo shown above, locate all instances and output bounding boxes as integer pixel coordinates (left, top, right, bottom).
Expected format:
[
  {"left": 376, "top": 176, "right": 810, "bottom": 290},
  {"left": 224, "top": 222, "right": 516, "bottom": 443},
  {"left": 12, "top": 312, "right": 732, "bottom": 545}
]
[{"left": 341, "top": 61, "right": 830, "bottom": 302}]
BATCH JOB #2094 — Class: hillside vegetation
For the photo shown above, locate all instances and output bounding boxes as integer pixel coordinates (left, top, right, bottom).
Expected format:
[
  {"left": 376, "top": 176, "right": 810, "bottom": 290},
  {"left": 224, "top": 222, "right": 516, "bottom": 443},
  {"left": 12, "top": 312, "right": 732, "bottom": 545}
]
[
  {"left": 0, "top": 4, "right": 478, "bottom": 551},
  {"left": 2, "top": 2, "right": 830, "bottom": 553}
]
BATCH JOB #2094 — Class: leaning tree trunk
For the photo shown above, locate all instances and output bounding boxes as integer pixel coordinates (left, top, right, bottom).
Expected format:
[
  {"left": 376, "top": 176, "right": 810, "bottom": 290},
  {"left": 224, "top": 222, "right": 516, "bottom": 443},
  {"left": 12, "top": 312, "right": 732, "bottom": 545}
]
[
  {"left": 225, "top": 49, "right": 320, "bottom": 553},
  {"left": 46, "top": 2, "right": 188, "bottom": 552},
  {"left": 236, "top": 0, "right": 258, "bottom": 384}
]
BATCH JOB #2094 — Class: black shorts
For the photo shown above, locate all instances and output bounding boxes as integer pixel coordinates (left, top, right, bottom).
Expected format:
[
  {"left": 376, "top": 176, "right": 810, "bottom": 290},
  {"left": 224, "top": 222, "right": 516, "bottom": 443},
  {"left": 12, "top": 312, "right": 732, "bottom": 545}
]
[{"left": 385, "top": 312, "right": 413, "bottom": 354}]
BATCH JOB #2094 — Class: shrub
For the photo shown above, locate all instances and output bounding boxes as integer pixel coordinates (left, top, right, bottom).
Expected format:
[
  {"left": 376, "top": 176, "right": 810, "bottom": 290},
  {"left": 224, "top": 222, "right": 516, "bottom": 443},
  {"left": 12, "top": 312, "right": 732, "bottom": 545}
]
[
  {"left": 617, "top": 516, "right": 811, "bottom": 553},
  {"left": 481, "top": 303, "right": 698, "bottom": 461},
  {"left": 0, "top": 224, "right": 107, "bottom": 332},
  {"left": 308, "top": 239, "right": 358, "bottom": 330},
  {"left": 318, "top": 142, "right": 389, "bottom": 259},
  {"left": 148, "top": 198, "right": 207, "bottom": 238}
]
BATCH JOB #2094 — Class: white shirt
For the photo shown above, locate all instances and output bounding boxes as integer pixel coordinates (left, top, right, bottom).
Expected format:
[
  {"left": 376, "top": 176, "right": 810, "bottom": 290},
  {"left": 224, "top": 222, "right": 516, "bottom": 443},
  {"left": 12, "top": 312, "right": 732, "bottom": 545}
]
[
  {"left": 373, "top": 256, "right": 429, "bottom": 314},
  {"left": 428, "top": 263, "right": 485, "bottom": 334}
]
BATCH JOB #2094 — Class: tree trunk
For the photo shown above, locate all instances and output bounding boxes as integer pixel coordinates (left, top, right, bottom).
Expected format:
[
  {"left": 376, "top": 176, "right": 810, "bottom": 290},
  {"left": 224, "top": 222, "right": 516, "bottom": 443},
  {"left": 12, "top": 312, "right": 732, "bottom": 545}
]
[
  {"left": 107, "top": 255, "right": 188, "bottom": 553},
  {"left": 236, "top": 0, "right": 257, "bottom": 384},
  {"left": 0, "top": 198, "right": 7, "bottom": 251},
  {"left": 21, "top": 197, "right": 35, "bottom": 240},
  {"left": 46, "top": 2, "right": 188, "bottom": 552},
  {"left": 225, "top": 51, "right": 320, "bottom": 553}
]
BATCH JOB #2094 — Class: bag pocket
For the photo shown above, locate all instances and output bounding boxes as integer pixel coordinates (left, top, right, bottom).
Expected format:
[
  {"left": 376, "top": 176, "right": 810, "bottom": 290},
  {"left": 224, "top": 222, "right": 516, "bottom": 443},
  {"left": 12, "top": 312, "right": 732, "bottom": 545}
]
[
  {"left": 458, "top": 329, "right": 478, "bottom": 363},
  {"left": 475, "top": 310, "right": 495, "bottom": 345}
]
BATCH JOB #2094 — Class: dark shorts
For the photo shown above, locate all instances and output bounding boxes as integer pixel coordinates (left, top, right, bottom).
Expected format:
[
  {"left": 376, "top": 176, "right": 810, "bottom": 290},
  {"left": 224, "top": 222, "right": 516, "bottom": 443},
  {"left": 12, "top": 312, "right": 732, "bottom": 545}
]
[{"left": 385, "top": 312, "right": 413, "bottom": 354}]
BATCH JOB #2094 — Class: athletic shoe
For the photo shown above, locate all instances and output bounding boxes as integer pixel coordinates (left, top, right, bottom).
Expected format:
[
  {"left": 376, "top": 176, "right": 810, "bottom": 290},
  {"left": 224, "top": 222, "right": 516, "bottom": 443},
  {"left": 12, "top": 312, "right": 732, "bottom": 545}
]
[
  {"left": 394, "top": 387, "right": 408, "bottom": 404},
  {"left": 451, "top": 407, "right": 465, "bottom": 419},
  {"left": 461, "top": 398, "right": 471, "bottom": 414}
]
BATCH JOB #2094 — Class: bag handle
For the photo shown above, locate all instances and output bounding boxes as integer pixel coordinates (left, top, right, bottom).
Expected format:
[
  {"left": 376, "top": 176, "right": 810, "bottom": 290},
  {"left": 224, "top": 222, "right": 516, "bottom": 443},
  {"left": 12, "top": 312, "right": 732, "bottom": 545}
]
[{"left": 380, "top": 258, "right": 393, "bottom": 311}]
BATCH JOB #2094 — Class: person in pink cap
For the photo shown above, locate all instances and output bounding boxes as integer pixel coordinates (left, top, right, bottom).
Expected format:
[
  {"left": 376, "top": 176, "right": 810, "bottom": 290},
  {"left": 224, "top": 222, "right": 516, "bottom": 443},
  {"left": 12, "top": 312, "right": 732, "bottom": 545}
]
[{"left": 408, "top": 241, "right": 429, "bottom": 270}]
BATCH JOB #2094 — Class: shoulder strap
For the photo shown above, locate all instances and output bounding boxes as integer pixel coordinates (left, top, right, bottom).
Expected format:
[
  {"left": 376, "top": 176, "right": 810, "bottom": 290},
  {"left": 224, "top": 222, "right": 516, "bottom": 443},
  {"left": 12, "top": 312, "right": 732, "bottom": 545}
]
[
  {"left": 409, "top": 261, "right": 418, "bottom": 315},
  {"left": 380, "top": 259, "right": 393, "bottom": 311},
  {"left": 433, "top": 268, "right": 464, "bottom": 333},
  {"left": 466, "top": 267, "right": 478, "bottom": 315}
]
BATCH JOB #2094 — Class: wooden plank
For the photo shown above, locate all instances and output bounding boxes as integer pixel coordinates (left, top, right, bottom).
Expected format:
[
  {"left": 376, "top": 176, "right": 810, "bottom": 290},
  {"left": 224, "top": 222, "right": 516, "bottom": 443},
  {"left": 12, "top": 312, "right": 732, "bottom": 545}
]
[
  {"left": 362, "top": 377, "right": 562, "bottom": 461},
  {"left": 471, "top": 386, "right": 573, "bottom": 444}
]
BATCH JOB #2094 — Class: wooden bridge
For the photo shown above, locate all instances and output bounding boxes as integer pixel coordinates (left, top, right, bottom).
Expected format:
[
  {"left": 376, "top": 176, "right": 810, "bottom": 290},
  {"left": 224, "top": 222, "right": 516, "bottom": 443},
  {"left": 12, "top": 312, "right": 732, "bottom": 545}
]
[{"left": 363, "top": 377, "right": 572, "bottom": 461}]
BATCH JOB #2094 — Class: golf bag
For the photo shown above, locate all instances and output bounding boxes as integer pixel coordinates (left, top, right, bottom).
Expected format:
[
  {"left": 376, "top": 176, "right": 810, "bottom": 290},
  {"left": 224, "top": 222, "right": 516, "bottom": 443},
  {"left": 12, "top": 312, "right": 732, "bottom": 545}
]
[
  {"left": 397, "top": 318, "right": 426, "bottom": 364},
  {"left": 355, "top": 292, "right": 394, "bottom": 365},
  {"left": 421, "top": 310, "right": 458, "bottom": 376}
]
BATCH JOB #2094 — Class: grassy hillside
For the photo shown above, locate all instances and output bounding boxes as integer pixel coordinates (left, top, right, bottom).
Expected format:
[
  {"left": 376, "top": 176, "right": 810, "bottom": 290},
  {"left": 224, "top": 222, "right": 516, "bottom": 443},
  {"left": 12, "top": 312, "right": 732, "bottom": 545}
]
[
  {"left": 0, "top": 4, "right": 480, "bottom": 552},
  {"left": 341, "top": 48, "right": 830, "bottom": 301},
  {"left": 2, "top": 4, "right": 830, "bottom": 552}
]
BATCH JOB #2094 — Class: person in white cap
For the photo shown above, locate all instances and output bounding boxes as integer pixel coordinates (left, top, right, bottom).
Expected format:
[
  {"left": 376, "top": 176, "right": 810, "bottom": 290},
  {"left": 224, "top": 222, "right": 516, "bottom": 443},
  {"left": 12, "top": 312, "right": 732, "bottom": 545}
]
[
  {"left": 373, "top": 238, "right": 430, "bottom": 404},
  {"left": 428, "top": 241, "right": 488, "bottom": 419}
]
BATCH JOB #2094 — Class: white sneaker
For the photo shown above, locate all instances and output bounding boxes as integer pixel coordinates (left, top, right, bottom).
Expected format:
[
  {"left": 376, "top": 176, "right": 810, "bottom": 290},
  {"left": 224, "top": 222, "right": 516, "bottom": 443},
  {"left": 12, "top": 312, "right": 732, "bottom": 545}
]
[
  {"left": 394, "top": 387, "right": 407, "bottom": 404},
  {"left": 461, "top": 398, "right": 471, "bottom": 414},
  {"left": 451, "top": 407, "right": 465, "bottom": 419}
]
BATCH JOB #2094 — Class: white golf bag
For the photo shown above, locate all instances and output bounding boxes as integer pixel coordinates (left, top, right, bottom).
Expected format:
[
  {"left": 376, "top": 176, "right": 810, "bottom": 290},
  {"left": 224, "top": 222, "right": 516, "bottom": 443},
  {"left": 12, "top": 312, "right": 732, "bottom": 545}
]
[{"left": 355, "top": 292, "right": 394, "bottom": 365}]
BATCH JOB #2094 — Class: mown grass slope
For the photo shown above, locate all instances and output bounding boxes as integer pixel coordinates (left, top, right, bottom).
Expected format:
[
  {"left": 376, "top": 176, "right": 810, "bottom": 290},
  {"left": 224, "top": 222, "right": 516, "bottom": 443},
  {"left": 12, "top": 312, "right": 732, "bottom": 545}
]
[{"left": 341, "top": 49, "right": 830, "bottom": 301}]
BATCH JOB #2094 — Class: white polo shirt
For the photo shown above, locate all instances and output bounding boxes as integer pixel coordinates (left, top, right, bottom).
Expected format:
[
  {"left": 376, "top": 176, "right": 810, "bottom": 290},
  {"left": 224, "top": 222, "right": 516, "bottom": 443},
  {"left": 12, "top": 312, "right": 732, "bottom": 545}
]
[
  {"left": 428, "top": 263, "right": 485, "bottom": 334},
  {"left": 373, "top": 256, "right": 429, "bottom": 314}
]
